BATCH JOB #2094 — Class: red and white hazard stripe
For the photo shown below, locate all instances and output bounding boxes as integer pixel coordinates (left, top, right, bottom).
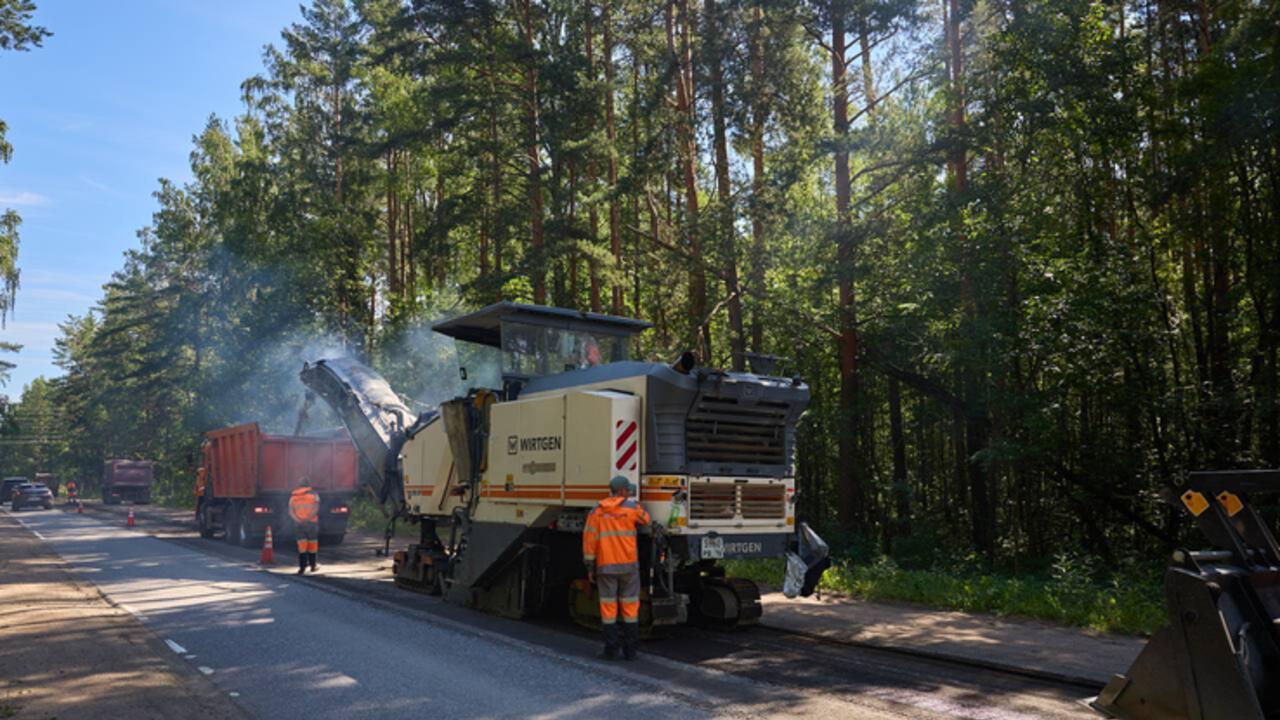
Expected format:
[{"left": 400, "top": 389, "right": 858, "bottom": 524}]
[{"left": 615, "top": 419, "right": 638, "bottom": 472}]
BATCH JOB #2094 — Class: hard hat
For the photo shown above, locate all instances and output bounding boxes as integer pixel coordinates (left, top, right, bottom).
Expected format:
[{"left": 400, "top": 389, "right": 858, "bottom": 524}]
[{"left": 609, "top": 475, "right": 632, "bottom": 493}]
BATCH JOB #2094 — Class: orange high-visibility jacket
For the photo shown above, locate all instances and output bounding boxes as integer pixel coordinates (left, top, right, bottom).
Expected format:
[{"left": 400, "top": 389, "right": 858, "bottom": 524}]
[
  {"left": 583, "top": 496, "right": 651, "bottom": 574},
  {"left": 289, "top": 486, "right": 320, "bottom": 524}
]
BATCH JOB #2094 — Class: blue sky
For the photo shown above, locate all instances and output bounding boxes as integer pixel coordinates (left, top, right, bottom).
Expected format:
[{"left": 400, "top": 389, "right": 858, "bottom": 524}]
[{"left": 0, "top": 1, "right": 301, "bottom": 397}]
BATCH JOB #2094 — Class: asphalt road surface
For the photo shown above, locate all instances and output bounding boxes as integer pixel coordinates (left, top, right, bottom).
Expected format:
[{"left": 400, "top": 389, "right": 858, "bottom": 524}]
[{"left": 11, "top": 506, "right": 1098, "bottom": 719}]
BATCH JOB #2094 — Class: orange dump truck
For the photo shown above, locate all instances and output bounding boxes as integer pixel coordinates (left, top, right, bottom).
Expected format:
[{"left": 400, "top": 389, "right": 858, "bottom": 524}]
[{"left": 194, "top": 422, "right": 358, "bottom": 548}]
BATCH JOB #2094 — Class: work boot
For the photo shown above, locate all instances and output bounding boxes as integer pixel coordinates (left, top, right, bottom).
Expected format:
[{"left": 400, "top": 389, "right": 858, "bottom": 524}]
[
  {"left": 309, "top": 553, "right": 318, "bottom": 573},
  {"left": 622, "top": 623, "right": 640, "bottom": 661},
  {"left": 599, "top": 624, "right": 621, "bottom": 660},
  {"left": 296, "top": 553, "right": 307, "bottom": 575}
]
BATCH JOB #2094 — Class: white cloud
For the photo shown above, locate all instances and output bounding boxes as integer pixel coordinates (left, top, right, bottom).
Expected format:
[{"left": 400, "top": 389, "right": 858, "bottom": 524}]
[
  {"left": 20, "top": 268, "right": 108, "bottom": 292},
  {"left": 21, "top": 287, "right": 97, "bottom": 305},
  {"left": 0, "top": 191, "right": 51, "bottom": 207},
  {"left": 78, "top": 174, "right": 127, "bottom": 199},
  {"left": 0, "top": 321, "right": 61, "bottom": 348}
]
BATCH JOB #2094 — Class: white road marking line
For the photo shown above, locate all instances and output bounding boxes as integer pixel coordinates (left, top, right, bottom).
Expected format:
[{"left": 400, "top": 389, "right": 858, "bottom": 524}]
[
  {"left": 185, "top": 654, "right": 197, "bottom": 660},
  {"left": 198, "top": 666, "right": 214, "bottom": 675},
  {"left": 229, "top": 692, "right": 240, "bottom": 698},
  {"left": 164, "top": 639, "right": 187, "bottom": 655}
]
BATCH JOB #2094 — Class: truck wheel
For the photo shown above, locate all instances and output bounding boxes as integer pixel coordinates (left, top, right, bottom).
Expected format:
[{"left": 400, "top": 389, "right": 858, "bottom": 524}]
[
  {"left": 197, "top": 503, "right": 215, "bottom": 539},
  {"left": 320, "top": 533, "right": 345, "bottom": 547},
  {"left": 222, "top": 503, "right": 240, "bottom": 545}
]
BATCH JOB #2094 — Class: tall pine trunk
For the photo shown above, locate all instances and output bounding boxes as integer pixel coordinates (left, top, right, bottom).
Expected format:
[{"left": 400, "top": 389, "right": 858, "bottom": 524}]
[
  {"left": 602, "top": 0, "right": 624, "bottom": 315},
  {"left": 519, "top": 0, "right": 546, "bottom": 304},
  {"left": 831, "top": 3, "right": 864, "bottom": 533},
  {"left": 705, "top": 0, "right": 745, "bottom": 370},
  {"left": 585, "top": 9, "right": 603, "bottom": 312},
  {"left": 667, "top": 0, "right": 710, "bottom": 360},
  {"left": 386, "top": 150, "right": 400, "bottom": 301},
  {"left": 747, "top": 1, "right": 768, "bottom": 354},
  {"left": 946, "top": 0, "right": 993, "bottom": 557}
]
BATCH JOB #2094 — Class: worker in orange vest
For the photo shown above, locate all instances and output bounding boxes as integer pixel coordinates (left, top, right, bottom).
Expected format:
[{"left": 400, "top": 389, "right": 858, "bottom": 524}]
[
  {"left": 289, "top": 477, "right": 321, "bottom": 575},
  {"left": 583, "top": 475, "right": 651, "bottom": 660},
  {"left": 65, "top": 479, "right": 78, "bottom": 504}
]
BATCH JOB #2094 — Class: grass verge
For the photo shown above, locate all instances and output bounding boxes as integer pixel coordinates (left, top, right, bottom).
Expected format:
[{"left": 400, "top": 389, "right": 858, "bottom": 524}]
[{"left": 723, "top": 555, "right": 1166, "bottom": 636}]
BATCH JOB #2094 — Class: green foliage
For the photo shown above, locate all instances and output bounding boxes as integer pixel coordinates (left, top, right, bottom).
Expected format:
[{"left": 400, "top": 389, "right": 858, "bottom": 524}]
[
  {"left": 0, "top": 210, "right": 18, "bottom": 326},
  {"left": 345, "top": 493, "right": 417, "bottom": 538},
  {"left": 0, "top": 0, "right": 49, "bottom": 338},
  {"left": 0, "top": 0, "right": 49, "bottom": 51}
]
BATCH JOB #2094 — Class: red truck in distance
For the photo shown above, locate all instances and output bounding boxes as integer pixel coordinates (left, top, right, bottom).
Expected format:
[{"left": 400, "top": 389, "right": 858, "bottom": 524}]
[
  {"left": 194, "top": 422, "right": 357, "bottom": 547},
  {"left": 103, "top": 460, "right": 155, "bottom": 504}
]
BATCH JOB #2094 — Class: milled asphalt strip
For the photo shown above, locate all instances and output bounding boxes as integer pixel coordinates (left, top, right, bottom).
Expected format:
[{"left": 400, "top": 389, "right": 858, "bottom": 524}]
[{"left": 757, "top": 623, "right": 1105, "bottom": 692}]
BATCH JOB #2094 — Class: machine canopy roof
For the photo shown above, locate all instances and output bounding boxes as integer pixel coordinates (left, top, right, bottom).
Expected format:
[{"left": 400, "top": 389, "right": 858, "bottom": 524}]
[{"left": 431, "top": 302, "right": 652, "bottom": 349}]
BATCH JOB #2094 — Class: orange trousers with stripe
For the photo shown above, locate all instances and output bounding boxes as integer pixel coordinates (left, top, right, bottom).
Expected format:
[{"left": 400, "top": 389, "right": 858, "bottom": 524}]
[
  {"left": 295, "top": 521, "right": 319, "bottom": 554},
  {"left": 597, "top": 570, "right": 640, "bottom": 624}
]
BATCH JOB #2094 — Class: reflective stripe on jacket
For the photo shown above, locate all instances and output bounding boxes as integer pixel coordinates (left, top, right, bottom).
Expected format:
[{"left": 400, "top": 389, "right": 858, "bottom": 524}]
[
  {"left": 583, "top": 495, "right": 651, "bottom": 574},
  {"left": 289, "top": 487, "right": 320, "bottom": 524}
]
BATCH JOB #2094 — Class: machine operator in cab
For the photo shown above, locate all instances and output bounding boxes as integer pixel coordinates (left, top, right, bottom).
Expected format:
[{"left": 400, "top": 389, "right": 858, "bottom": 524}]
[
  {"left": 583, "top": 475, "right": 651, "bottom": 660},
  {"left": 289, "top": 478, "right": 321, "bottom": 575}
]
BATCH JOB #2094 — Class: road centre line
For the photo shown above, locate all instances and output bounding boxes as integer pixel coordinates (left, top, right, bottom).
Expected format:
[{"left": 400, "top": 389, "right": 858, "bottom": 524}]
[{"left": 165, "top": 639, "right": 187, "bottom": 655}]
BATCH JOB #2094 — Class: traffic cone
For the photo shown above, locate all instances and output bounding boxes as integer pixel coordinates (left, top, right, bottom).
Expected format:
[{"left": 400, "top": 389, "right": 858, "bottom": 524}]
[
  {"left": 260, "top": 526, "right": 275, "bottom": 565},
  {"left": 127, "top": 508, "right": 135, "bottom": 527}
]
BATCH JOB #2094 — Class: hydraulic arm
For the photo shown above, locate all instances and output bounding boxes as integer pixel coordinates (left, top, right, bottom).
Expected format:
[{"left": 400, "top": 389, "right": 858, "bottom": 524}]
[{"left": 1094, "top": 470, "right": 1280, "bottom": 720}]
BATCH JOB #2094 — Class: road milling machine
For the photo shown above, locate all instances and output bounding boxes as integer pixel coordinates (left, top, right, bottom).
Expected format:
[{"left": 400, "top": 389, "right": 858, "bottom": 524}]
[
  {"left": 1093, "top": 470, "right": 1280, "bottom": 720},
  {"left": 300, "top": 302, "right": 830, "bottom": 628}
]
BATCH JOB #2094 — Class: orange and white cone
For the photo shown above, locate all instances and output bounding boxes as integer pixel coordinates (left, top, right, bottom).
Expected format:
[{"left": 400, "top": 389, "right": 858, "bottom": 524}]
[
  {"left": 127, "top": 508, "right": 135, "bottom": 527},
  {"left": 260, "top": 526, "right": 275, "bottom": 565}
]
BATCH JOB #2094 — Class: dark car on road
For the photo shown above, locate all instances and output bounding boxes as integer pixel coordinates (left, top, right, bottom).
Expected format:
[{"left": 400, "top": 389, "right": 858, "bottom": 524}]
[
  {"left": 1, "top": 476, "right": 29, "bottom": 504},
  {"left": 11, "top": 483, "right": 54, "bottom": 511}
]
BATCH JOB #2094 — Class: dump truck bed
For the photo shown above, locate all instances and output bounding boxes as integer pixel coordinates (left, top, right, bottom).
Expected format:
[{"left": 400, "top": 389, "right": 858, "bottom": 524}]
[
  {"left": 103, "top": 460, "right": 155, "bottom": 503},
  {"left": 204, "top": 422, "right": 358, "bottom": 498},
  {"left": 104, "top": 460, "right": 154, "bottom": 487}
]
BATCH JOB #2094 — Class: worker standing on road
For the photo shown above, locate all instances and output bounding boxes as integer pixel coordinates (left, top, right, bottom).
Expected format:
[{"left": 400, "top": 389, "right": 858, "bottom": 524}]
[
  {"left": 583, "top": 475, "right": 651, "bottom": 660},
  {"left": 289, "top": 477, "right": 321, "bottom": 575},
  {"left": 65, "top": 479, "right": 78, "bottom": 505}
]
